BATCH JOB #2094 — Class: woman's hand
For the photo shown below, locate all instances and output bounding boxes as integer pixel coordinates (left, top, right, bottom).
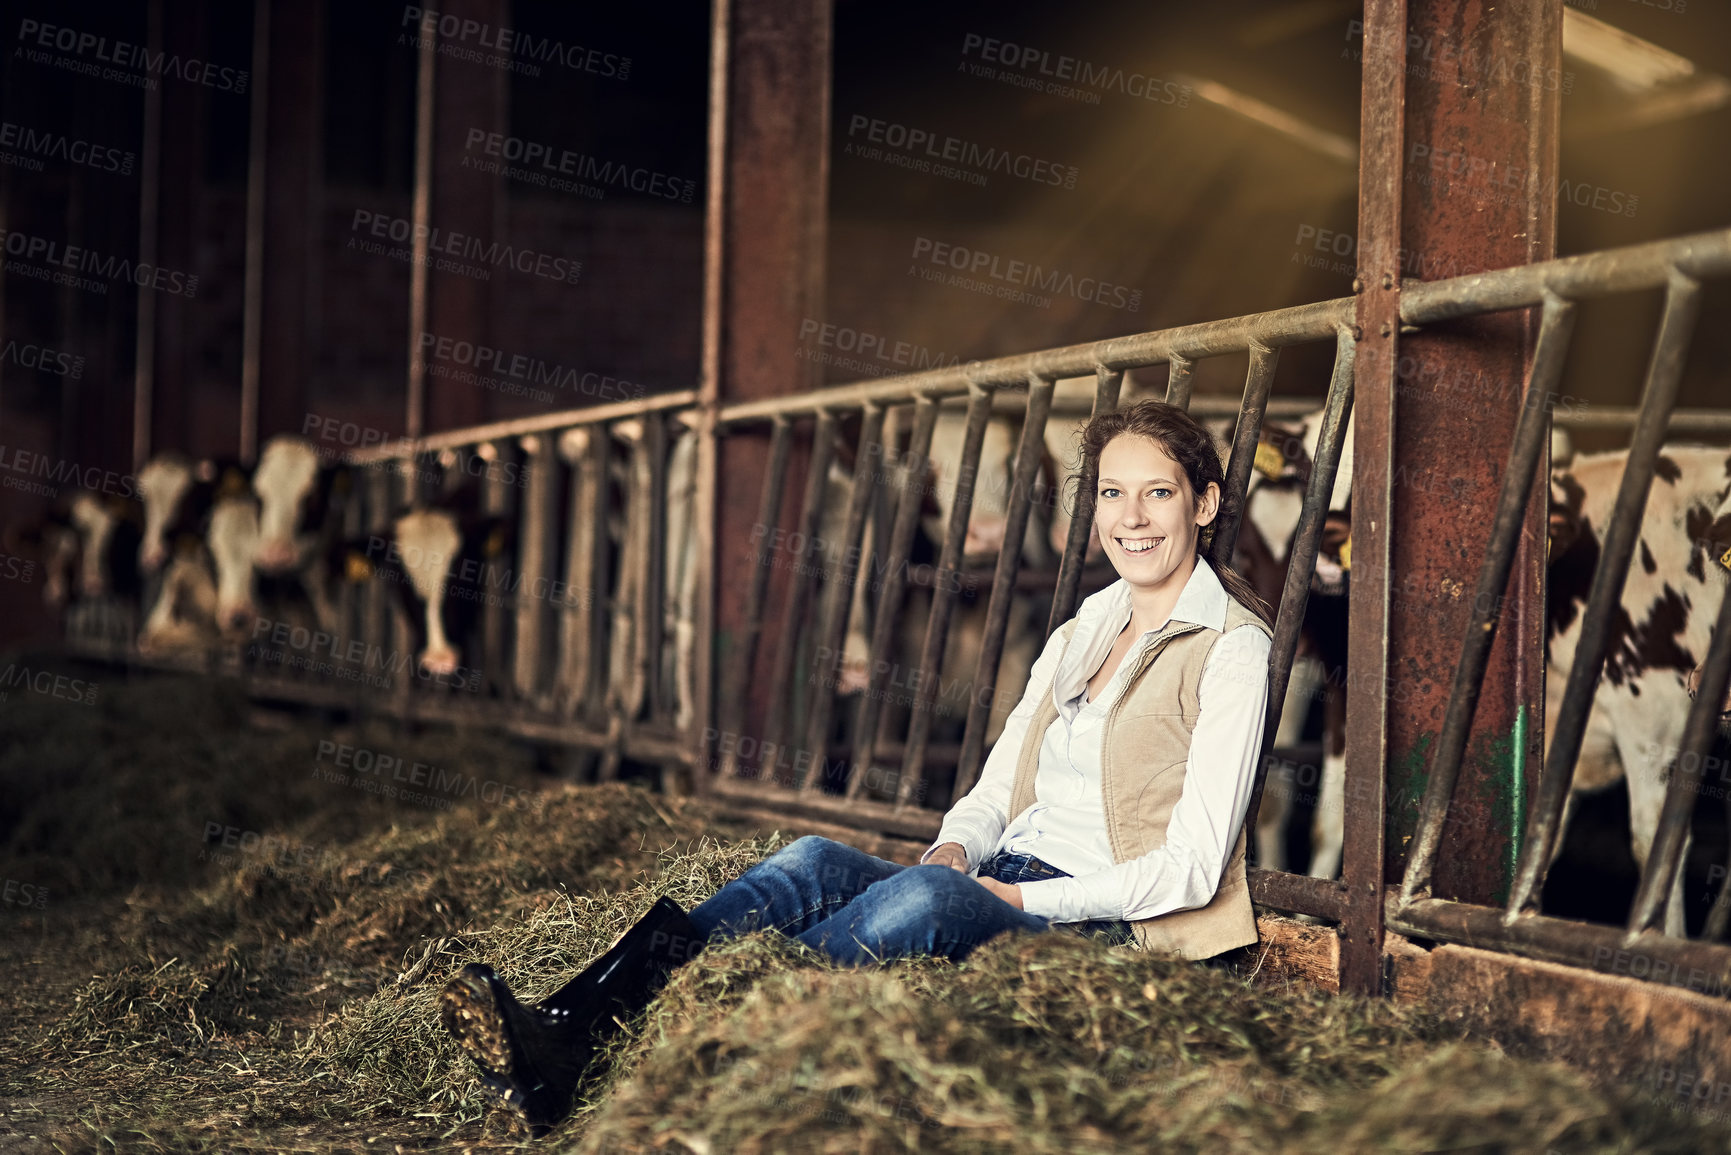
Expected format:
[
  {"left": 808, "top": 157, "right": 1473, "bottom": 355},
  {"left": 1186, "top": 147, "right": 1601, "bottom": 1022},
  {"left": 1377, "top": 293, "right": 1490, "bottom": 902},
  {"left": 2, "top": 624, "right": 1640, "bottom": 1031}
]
[
  {"left": 925, "top": 842, "right": 969, "bottom": 872},
  {"left": 976, "top": 875, "right": 1024, "bottom": 910}
]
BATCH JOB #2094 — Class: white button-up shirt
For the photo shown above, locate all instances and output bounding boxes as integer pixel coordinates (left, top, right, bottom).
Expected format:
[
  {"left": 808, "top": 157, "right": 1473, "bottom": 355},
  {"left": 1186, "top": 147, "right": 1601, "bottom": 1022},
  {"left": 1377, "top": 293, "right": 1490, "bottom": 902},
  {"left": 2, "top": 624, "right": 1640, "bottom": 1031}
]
[{"left": 920, "top": 556, "right": 1272, "bottom": 924}]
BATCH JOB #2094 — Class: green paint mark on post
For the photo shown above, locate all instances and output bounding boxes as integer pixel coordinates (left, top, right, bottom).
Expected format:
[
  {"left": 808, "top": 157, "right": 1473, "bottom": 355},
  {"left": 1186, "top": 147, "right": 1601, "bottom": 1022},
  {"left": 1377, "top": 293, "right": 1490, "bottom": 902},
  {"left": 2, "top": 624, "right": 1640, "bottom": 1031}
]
[{"left": 1508, "top": 703, "right": 1528, "bottom": 891}]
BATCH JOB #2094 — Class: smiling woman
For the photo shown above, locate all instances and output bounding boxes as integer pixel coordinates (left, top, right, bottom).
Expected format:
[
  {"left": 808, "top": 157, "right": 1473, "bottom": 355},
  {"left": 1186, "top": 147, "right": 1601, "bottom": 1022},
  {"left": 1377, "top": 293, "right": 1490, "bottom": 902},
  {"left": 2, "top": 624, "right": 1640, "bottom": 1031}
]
[{"left": 436, "top": 399, "right": 1277, "bottom": 1135}]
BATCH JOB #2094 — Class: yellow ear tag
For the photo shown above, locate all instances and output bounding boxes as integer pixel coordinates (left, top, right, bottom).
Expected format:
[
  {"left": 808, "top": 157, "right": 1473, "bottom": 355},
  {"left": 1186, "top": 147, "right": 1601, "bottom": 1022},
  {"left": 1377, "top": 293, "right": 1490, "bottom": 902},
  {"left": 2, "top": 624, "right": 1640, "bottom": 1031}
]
[
  {"left": 1338, "top": 535, "right": 1352, "bottom": 572},
  {"left": 345, "top": 554, "right": 375, "bottom": 582},
  {"left": 1719, "top": 545, "right": 1731, "bottom": 574},
  {"left": 1253, "top": 442, "right": 1285, "bottom": 480}
]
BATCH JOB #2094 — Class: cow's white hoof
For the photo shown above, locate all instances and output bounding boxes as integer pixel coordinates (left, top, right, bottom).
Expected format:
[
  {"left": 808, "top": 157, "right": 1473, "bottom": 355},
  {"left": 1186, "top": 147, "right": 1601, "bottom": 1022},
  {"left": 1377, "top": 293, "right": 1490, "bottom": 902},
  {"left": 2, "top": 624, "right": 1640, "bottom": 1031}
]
[
  {"left": 837, "top": 658, "right": 870, "bottom": 695},
  {"left": 421, "top": 647, "right": 460, "bottom": 676}
]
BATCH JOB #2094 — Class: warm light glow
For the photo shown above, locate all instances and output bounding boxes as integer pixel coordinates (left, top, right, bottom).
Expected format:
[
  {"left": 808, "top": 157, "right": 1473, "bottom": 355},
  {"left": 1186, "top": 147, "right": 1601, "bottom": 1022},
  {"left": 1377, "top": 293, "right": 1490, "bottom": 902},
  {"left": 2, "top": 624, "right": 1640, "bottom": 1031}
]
[{"left": 1173, "top": 74, "right": 1357, "bottom": 165}]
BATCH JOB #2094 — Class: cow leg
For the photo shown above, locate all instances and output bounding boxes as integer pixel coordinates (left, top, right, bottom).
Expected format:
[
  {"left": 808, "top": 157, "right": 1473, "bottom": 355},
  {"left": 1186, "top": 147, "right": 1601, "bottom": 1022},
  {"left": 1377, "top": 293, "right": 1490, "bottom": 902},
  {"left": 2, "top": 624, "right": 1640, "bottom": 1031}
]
[
  {"left": 1542, "top": 667, "right": 1625, "bottom": 876},
  {"left": 395, "top": 510, "right": 462, "bottom": 675},
  {"left": 1308, "top": 686, "right": 1348, "bottom": 880},
  {"left": 1623, "top": 730, "right": 1690, "bottom": 938},
  {"left": 838, "top": 516, "right": 875, "bottom": 696},
  {"left": 1256, "top": 655, "right": 1323, "bottom": 872}
]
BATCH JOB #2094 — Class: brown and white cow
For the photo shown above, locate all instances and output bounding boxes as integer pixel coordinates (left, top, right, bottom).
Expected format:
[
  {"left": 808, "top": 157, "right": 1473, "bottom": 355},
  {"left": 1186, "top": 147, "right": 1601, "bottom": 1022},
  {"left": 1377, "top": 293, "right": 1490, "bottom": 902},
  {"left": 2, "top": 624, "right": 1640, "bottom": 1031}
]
[
  {"left": 1547, "top": 445, "right": 1731, "bottom": 937},
  {"left": 244, "top": 435, "right": 350, "bottom": 630},
  {"left": 1232, "top": 407, "right": 1356, "bottom": 879},
  {"left": 134, "top": 454, "right": 250, "bottom": 652}
]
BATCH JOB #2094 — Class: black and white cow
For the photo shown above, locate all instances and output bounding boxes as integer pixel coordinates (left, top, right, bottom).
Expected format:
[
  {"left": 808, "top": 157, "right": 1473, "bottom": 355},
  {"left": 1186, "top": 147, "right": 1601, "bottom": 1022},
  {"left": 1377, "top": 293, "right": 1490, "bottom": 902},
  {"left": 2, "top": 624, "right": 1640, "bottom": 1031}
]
[
  {"left": 1548, "top": 444, "right": 1731, "bottom": 937},
  {"left": 376, "top": 462, "right": 516, "bottom": 683},
  {"left": 1232, "top": 407, "right": 1356, "bottom": 879},
  {"left": 135, "top": 453, "right": 250, "bottom": 652},
  {"left": 245, "top": 434, "right": 352, "bottom": 631},
  {"left": 5, "top": 501, "right": 82, "bottom": 610}
]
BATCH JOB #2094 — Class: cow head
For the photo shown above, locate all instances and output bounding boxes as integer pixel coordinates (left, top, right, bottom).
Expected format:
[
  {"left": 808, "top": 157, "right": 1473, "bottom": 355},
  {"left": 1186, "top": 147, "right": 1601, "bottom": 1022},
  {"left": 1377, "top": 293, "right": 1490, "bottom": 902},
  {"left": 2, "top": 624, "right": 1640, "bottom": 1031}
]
[
  {"left": 68, "top": 492, "right": 117, "bottom": 597},
  {"left": 207, "top": 496, "right": 261, "bottom": 634},
  {"left": 1238, "top": 412, "right": 1355, "bottom": 599},
  {"left": 137, "top": 454, "right": 195, "bottom": 574},
  {"left": 252, "top": 435, "right": 322, "bottom": 573}
]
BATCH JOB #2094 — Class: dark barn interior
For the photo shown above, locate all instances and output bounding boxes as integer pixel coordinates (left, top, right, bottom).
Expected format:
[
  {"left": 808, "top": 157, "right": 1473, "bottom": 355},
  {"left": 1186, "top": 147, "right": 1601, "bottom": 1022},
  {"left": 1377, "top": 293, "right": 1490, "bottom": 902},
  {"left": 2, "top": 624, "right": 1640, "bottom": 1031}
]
[{"left": 3, "top": 0, "right": 1731, "bottom": 1149}]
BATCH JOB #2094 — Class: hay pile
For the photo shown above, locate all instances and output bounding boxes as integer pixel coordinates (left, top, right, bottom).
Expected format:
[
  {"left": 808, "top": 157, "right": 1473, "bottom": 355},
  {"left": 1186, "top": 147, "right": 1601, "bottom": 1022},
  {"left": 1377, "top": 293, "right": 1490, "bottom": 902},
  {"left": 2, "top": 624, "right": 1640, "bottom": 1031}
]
[
  {"left": 3, "top": 662, "right": 1730, "bottom": 1152},
  {"left": 304, "top": 836, "right": 1721, "bottom": 1154}
]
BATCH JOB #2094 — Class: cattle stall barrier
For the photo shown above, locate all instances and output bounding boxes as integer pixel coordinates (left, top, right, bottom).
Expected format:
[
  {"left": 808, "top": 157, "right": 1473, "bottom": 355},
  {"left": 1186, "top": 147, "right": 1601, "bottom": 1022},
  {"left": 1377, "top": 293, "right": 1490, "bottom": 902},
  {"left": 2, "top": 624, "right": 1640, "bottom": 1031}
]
[{"left": 58, "top": 227, "right": 1731, "bottom": 1009}]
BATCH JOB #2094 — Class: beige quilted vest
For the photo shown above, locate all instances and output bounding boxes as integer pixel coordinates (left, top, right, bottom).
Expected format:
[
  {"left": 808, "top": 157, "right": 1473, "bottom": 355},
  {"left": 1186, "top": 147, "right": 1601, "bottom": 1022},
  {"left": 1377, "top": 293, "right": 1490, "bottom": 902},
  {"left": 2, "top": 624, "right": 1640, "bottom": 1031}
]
[{"left": 1006, "top": 597, "right": 1271, "bottom": 959}]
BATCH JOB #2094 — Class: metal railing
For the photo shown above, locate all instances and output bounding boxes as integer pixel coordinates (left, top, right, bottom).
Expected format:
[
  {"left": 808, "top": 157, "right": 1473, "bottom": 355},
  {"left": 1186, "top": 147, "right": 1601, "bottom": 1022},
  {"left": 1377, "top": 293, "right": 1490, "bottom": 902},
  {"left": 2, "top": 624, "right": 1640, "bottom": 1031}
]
[
  {"left": 705, "top": 297, "right": 1362, "bottom": 898},
  {"left": 60, "top": 226, "right": 1731, "bottom": 1001},
  {"left": 1389, "top": 227, "right": 1731, "bottom": 992}
]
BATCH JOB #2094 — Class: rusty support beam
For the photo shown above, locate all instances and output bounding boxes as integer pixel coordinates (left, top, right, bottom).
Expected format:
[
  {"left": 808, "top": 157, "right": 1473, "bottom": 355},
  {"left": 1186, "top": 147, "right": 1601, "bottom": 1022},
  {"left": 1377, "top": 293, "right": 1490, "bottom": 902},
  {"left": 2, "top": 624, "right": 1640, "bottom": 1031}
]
[
  {"left": 405, "top": 7, "right": 435, "bottom": 439},
  {"left": 701, "top": 0, "right": 833, "bottom": 792},
  {"left": 131, "top": 0, "right": 163, "bottom": 471},
  {"left": 149, "top": 0, "right": 210, "bottom": 459},
  {"left": 1381, "top": 0, "right": 1559, "bottom": 923},
  {"left": 1339, "top": 0, "right": 1405, "bottom": 998},
  {"left": 257, "top": 0, "right": 323, "bottom": 445},
  {"left": 422, "top": 0, "right": 504, "bottom": 435},
  {"left": 238, "top": 0, "right": 271, "bottom": 464}
]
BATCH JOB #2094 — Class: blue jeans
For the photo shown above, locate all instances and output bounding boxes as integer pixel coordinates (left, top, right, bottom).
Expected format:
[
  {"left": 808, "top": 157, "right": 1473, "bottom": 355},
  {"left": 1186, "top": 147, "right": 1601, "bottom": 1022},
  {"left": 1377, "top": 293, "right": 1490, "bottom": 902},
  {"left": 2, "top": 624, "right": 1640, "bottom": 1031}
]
[{"left": 686, "top": 835, "right": 1135, "bottom": 967}]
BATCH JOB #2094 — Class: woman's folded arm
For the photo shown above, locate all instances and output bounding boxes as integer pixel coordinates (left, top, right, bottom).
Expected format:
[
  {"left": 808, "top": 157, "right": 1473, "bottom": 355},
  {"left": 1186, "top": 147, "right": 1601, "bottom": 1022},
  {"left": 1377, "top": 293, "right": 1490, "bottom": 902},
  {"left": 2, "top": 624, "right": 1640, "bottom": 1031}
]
[
  {"left": 1015, "top": 624, "right": 1272, "bottom": 923},
  {"left": 919, "top": 623, "right": 1073, "bottom": 872}
]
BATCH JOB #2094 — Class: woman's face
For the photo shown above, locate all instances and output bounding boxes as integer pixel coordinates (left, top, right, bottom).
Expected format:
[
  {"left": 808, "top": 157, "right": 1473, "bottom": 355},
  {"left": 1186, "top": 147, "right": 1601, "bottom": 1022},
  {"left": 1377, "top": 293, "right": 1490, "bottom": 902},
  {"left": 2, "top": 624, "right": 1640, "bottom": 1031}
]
[{"left": 1094, "top": 433, "right": 1219, "bottom": 594}]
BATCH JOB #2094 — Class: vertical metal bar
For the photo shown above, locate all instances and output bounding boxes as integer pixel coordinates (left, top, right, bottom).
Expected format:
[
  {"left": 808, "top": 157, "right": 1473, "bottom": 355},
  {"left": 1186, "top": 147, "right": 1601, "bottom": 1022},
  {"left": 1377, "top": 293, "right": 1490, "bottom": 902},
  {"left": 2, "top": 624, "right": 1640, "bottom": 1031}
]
[
  {"left": 339, "top": 445, "right": 366, "bottom": 650},
  {"left": 690, "top": 0, "right": 730, "bottom": 800},
  {"left": 363, "top": 465, "right": 397, "bottom": 684},
  {"left": 404, "top": 7, "right": 436, "bottom": 440},
  {"left": 761, "top": 413, "right": 838, "bottom": 785},
  {"left": 479, "top": 441, "right": 512, "bottom": 696},
  {"left": 799, "top": 404, "right": 886, "bottom": 794},
  {"left": 846, "top": 396, "right": 940, "bottom": 800},
  {"left": 1163, "top": 356, "right": 1194, "bottom": 411},
  {"left": 581, "top": 427, "right": 612, "bottom": 724},
  {"left": 720, "top": 416, "right": 794, "bottom": 779},
  {"left": 1208, "top": 344, "right": 1281, "bottom": 568},
  {"left": 1047, "top": 367, "right": 1123, "bottom": 636},
  {"left": 513, "top": 433, "right": 555, "bottom": 706},
  {"left": 954, "top": 375, "right": 1056, "bottom": 799},
  {"left": 238, "top": 0, "right": 270, "bottom": 464},
  {"left": 640, "top": 414, "right": 670, "bottom": 724},
  {"left": 1505, "top": 273, "right": 1703, "bottom": 920},
  {"left": 1244, "top": 329, "right": 1356, "bottom": 852},
  {"left": 555, "top": 428, "right": 595, "bottom": 716},
  {"left": 899, "top": 386, "right": 995, "bottom": 809},
  {"left": 1336, "top": 0, "right": 1406, "bottom": 999},
  {"left": 1397, "top": 294, "right": 1577, "bottom": 905},
  {"left": 132, "top": 0, "right": 163, "bottom": 471},
  {"left": 1629, "top": 590, "right": 1731, "bottom": 935}
]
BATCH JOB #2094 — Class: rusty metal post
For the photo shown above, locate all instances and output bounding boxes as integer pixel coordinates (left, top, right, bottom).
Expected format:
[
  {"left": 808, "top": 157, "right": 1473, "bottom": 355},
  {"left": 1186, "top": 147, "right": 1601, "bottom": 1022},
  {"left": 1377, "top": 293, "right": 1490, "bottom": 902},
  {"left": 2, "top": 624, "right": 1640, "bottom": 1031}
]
[
  {"left": 132, "top": 0, "right": 163, "bottom": 471},
  {"left": 1381, "top": 0, "right": 1559, "bottom": 921},
  {"left": 697, "top": 0, "right": 833, "bottom": 791},
  {"left": 421, "top": 0, "right": 505, "bottom": 435},
  {"left": 238, "top": 0, "right": 270, "bottom": 464},
  {"left": 405, "top": 9, "right": 435, "bottom": 440},
  {"left": 257, "top": 0, "right": 324, "bottom": 444},
  {"left": 151, "top": 0, "right": 210, "bottom": 458},
  {"left": 1340, "top": 0, "right": 1405, "bottom": 998}
]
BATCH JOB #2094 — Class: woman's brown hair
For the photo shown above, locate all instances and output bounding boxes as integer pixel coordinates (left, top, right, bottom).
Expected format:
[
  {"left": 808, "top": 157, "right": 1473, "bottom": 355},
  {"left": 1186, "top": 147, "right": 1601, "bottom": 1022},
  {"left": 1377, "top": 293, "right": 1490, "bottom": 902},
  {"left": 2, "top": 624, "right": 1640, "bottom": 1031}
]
[{"left": 1068, "top": 399, "right": 1275, "bottom": 627}]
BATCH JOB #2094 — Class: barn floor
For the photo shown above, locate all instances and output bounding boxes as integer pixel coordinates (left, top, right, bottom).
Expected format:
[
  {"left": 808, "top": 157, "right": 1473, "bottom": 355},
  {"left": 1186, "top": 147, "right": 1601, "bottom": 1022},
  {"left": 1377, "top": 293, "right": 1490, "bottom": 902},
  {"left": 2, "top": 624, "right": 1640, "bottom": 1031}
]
[{"left": 0, "top": 658, "right": 1726, "bottom": 1154}]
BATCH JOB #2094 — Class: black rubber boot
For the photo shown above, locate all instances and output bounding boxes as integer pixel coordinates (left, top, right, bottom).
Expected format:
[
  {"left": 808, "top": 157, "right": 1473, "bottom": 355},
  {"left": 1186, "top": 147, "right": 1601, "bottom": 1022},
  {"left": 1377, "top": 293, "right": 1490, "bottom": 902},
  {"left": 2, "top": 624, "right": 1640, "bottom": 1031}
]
[{"left": 439, "top": 896, "right": 705, "bottom": 1135}]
